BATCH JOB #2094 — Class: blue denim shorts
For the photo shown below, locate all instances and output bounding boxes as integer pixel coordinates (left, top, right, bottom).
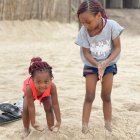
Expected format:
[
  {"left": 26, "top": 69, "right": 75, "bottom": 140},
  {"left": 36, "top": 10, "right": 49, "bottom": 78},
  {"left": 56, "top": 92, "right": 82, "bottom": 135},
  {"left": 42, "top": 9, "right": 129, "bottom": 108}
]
[{"left": 83, "top": 64, "right": 117, "bottom": 77}]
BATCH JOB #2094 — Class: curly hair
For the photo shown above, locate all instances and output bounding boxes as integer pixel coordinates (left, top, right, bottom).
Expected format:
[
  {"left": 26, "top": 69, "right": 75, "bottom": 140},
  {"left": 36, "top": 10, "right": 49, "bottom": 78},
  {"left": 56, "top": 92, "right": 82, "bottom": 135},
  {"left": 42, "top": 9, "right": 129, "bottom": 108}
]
[
  {"left": 77, "top": 0, "right": 108, "bottom": 19},
  {"left": 28, "top": 57, "right": 53, "bottom": 79}
]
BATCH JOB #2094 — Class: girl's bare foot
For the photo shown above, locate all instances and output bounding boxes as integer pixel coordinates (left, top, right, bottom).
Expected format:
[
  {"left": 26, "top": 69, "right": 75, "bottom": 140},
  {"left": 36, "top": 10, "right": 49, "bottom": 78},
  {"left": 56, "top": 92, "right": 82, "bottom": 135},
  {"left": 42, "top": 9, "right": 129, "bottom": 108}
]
[
  {"left": 82, "top": 125, "right": 89, "bottom": 134},
  {"left": 21, "top": 128, "right": 31, "bottom": 139},
  {"left": 104, "top": 121, "right": 112, "bottom": 132}
]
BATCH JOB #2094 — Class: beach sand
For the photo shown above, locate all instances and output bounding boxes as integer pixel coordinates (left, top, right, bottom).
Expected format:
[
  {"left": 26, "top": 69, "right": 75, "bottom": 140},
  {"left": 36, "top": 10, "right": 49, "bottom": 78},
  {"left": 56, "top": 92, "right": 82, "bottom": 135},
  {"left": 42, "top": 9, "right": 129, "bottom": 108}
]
[{"left": 0, "top": 9, "right": 140, "bottom": 140}]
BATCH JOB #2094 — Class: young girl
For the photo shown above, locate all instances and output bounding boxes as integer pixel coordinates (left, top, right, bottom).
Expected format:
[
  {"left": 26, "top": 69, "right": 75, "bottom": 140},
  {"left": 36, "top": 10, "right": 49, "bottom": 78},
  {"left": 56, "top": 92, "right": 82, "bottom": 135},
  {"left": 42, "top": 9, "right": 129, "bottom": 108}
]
[
  {"left": 22, "top": 57, "right": 61, "bottom": 138},
  {"left": 75, "top": 0, "right": 124, "bottom": 133}
]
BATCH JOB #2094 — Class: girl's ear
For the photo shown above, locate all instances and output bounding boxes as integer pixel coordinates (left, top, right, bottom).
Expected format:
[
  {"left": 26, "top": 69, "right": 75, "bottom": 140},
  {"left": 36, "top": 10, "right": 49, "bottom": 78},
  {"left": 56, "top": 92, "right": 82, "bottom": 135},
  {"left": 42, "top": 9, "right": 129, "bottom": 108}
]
[{"left": 96, "top": 12, "right": 102, "bottom": 20}]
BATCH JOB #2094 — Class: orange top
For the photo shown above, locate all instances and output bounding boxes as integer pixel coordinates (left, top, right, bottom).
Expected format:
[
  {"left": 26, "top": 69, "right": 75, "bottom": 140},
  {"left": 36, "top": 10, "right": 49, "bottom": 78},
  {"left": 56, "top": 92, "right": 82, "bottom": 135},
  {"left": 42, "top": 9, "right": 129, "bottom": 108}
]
[{"left": 23, "top": 77, "right": 51, "bottom": 102}]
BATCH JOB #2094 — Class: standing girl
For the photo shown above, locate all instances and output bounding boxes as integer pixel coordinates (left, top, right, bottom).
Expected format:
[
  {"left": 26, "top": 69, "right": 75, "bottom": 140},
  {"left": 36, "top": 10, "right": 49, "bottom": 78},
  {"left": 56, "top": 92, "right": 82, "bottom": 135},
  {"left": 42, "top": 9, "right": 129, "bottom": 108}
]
[
  {"left": 22, "top": 57, "right": 61, "bottom": 138},
  {"left": 75, "top": 0, "right": 124, "bottom": 133}
]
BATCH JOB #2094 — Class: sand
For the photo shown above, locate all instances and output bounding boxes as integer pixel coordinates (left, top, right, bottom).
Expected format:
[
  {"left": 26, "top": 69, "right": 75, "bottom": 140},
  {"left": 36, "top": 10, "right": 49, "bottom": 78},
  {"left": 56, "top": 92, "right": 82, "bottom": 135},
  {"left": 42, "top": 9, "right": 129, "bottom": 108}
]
[{"left": 0, "top": 9, "right": 140, "bottom": 140}]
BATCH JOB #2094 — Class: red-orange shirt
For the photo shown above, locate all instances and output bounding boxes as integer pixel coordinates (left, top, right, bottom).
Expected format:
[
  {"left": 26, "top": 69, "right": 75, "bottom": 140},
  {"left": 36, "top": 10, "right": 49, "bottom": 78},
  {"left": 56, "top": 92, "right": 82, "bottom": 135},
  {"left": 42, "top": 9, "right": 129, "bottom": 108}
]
[{"left": 23, "top": 77, "right": 51, "bottom": 102}]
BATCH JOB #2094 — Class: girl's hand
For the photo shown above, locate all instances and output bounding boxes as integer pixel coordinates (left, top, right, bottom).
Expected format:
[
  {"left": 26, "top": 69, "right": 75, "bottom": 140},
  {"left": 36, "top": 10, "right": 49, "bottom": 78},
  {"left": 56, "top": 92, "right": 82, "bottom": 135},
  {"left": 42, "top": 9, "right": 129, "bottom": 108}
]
[
  {"left": 98, "top": 63, "right": 104, "bottom": 82},
  {"left": 33, "top": 122, "right": 45, "bottom": 132},
  {"left": 100, "top": 59, "right": 109, "bottom": 70},
  {"left": 50, "top": 122, "right": 61, "bottom": 132},
  {"left": 98, "top": 59, "right": 109, "bottom": 82}
]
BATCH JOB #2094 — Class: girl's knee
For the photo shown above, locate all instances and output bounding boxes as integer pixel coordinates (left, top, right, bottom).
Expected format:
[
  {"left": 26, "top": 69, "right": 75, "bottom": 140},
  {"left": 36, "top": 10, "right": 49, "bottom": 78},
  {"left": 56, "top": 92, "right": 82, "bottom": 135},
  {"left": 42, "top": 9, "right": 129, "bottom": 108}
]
[
  {"left": 85, "top": 92, "right": 95, "bottom": 103},
  {"left": 101, "top": 94, "right": 111, "bottom": 102}
]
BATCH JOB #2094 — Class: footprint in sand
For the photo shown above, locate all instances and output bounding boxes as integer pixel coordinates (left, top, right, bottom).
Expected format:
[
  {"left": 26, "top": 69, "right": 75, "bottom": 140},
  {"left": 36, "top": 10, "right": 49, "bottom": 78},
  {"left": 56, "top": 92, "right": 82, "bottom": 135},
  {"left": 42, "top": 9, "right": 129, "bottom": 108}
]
[
  {"left": 136, "top": 125, "right": 140, "bottom": 134},
  {"left": 73, "top": 130, "right": 95, "bottom": 140},
  {"left": 45, "top": 131, "right": 69, "bottom": 140},
  {"left": 113, "top": 83, "right": 121, "bottom": 89},
  {"left": 24, "top": 130, "right": 45, "bottom": 140},
  {"left": 124, "top": 103, "right": 140, "bottom": 112},
  {"left": 35, "top": 112, "right": 41, "bottom": 116}
]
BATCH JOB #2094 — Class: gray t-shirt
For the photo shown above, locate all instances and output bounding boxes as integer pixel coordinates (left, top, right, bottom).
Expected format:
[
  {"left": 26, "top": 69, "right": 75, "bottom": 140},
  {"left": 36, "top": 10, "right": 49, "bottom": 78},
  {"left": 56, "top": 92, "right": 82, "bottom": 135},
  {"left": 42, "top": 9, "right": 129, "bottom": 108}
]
[{"left": 75, "top": 19, "right": 124, "bottom": 67}]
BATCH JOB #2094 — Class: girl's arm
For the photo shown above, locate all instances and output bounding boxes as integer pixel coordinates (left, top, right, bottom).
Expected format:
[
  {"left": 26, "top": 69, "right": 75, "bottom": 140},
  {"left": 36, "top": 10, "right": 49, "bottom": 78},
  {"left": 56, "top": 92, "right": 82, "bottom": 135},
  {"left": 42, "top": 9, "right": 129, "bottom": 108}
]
[
  {"left": 82, "top": 36, "right": 121, "bottom": 68},
  {"left": 51, "top": 83, "right": 61, "bottom": 127},
  {"left": 98, "top": 37, "right": 121, "bottom": 81},
  {"left": 26, "top": 85, "right": 36, "bottom": 126},
  {"left": 102, "top": 36, "right": 121, "bottom": 68},
  {"left": 108, "top": 36, "right": 121, "bottom": 62},
  {"left": 82, "top": 47, "right": 103, "bottom": 81},
  {"left": 26, "top": 85, "right": 44, "bottom": 131},
  {"left": 82, "top": 47, "right": 98, "bottom": 67}
]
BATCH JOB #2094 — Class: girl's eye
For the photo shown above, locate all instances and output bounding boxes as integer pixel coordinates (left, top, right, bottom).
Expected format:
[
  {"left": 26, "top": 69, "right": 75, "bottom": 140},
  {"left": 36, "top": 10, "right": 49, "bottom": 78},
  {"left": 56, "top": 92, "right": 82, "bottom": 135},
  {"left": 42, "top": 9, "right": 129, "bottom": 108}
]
[
  {"left": 86, "top": 22, "right": 91, "bottom": 24},
  {"left": 45, "top": 81, "right": 49, "bottom": 84},
  {"left": 88, "top": 22, "right": 92, "bottom": 25}
]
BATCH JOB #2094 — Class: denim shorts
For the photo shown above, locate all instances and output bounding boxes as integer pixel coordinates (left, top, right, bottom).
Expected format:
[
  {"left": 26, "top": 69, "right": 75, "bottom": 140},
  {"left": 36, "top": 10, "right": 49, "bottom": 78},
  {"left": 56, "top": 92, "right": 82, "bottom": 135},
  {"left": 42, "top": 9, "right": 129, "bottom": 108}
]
[{"left": 83, "top": 64, "right": 117, "bottom": 77}]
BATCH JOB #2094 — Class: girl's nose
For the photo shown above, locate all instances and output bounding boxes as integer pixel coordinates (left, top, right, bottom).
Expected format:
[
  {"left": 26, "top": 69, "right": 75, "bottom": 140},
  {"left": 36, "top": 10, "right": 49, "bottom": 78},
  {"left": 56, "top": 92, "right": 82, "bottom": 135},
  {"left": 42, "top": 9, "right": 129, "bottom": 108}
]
[{"left": 39, "top": 83, "right": 46, "bottom": 88}]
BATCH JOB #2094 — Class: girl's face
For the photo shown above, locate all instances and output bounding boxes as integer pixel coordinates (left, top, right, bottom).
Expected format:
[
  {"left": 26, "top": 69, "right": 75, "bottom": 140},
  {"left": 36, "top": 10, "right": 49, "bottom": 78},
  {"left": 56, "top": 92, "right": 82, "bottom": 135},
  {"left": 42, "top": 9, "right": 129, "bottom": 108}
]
[
  {"left": 33, "top": 71, "right": 51, "bottom": 93},
  {"left": 79, "top": 11, "right": 101, "bottom": 31}
]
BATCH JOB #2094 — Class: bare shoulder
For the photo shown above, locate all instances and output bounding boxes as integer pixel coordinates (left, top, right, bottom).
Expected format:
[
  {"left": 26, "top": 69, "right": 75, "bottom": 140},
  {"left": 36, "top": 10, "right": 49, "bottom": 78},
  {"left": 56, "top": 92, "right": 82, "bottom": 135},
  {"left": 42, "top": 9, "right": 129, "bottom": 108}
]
[
  {"left": 26, "top": 84, "right": 33, "bottom": 97},
  {"left": 51, "top": 82, "right": 57, "bottom": 94}
]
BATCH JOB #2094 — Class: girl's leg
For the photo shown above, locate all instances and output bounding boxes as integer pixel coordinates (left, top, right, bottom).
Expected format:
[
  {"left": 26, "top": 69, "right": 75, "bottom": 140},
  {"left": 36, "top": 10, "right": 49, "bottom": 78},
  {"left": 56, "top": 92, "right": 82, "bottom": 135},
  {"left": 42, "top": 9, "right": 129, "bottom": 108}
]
[
  {"left": 21, "top": 96, "right": 31, "bottom": 138},
  {"left": 101, "top": 73, "right": 113, "bottom": 131},
  {"left": 42, "top": 97, "right": 54, "bottom": 130},
  {"left": 82, "top": 74, "right": 98, "bottom": 133}
]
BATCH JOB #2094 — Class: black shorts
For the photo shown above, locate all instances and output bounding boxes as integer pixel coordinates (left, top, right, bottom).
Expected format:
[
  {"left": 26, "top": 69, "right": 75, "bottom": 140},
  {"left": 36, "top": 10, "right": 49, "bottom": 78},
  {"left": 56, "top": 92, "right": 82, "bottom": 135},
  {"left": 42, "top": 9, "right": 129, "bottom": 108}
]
[{"left": 83, "top": 64, "right": 117, "bottom": 77}]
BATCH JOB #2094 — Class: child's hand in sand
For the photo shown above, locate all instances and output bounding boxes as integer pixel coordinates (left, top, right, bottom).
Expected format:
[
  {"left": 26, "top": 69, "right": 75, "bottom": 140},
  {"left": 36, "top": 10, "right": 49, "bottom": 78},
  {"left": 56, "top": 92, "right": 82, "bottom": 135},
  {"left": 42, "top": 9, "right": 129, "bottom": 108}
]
[
  {"left": 50, "top": 122, "right": 61, "bottom": 132},
  {"left": 33, "top": 122, "right": 45, "bottom": 132},
  {"left": 82, "top": 125, "right": 89, "bottom": 134}
]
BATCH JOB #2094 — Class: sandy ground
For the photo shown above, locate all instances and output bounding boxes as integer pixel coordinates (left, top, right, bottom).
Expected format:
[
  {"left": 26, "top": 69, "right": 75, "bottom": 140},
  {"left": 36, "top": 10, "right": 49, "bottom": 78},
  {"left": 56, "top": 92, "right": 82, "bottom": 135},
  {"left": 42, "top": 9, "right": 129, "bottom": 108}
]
[{"left": 0, "top": 10, "right": 140, "bottom": 140}]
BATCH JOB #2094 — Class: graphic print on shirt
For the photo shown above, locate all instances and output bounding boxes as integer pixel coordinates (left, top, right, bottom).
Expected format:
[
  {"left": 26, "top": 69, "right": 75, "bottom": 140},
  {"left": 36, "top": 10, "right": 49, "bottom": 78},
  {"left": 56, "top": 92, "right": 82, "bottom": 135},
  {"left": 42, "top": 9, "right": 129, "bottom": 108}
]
[{"left": 90, "top": 40, "right": 111, "bottom": 60}]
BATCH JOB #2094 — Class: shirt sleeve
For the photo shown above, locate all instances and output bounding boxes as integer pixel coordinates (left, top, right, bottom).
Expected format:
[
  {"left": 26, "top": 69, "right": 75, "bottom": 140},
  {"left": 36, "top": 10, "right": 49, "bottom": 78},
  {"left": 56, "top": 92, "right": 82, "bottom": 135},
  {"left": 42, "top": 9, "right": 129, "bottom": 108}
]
[
  {"left": 75, "top": 26, "right": 90, "bottom": 48},
  {"left": 111, "top": 20, "right": 124, "bottom": 40}
]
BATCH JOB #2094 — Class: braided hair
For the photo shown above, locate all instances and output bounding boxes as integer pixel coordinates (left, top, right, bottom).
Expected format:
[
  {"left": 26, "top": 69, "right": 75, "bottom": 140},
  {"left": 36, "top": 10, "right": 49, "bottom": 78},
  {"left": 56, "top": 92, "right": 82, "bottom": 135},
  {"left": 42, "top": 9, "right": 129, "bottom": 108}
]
[
  {"left": 28, "top": 57, "right": 53, "bottom": 79},
  {"left": 77, "top": 0, "right": 108, "bottom": 20}
]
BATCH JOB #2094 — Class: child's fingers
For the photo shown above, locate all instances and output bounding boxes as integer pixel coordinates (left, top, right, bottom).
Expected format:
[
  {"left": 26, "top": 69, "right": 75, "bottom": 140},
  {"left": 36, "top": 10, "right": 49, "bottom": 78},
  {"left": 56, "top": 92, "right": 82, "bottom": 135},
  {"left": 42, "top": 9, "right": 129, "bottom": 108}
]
[
  {"left": 53, "top": 127, "right": 59, "bottom": 133},
  {"left": 98, "top": 74, "right": 101, "bottom": 80},
  {"left": 50, "top": 126, "right": 55, "bottom": 130},
  {"left": 34, "top": 124, "right": 45, "bottom": 132},
  {"left": 50, "top": 125, "right": 60, "bottom": 133},
  {"left": 100, "top": 76, "right": 102, "bottom": 82},
  {"left": 36, "top": 127, "right": 45, "bottom": 132},
  {"left": 98, "top": 68, "right": 104, "bottom": 82},
  {"left": 98, "top": 74, "right": 102, "bottom": 82}
]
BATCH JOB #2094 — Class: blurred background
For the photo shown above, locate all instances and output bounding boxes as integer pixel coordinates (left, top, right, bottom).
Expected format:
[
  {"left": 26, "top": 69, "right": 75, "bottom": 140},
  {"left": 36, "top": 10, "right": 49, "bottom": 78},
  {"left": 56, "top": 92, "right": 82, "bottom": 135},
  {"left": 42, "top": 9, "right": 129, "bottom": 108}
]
[{"left": 0, "top": 0, "right": 139, "bottom": 22}]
